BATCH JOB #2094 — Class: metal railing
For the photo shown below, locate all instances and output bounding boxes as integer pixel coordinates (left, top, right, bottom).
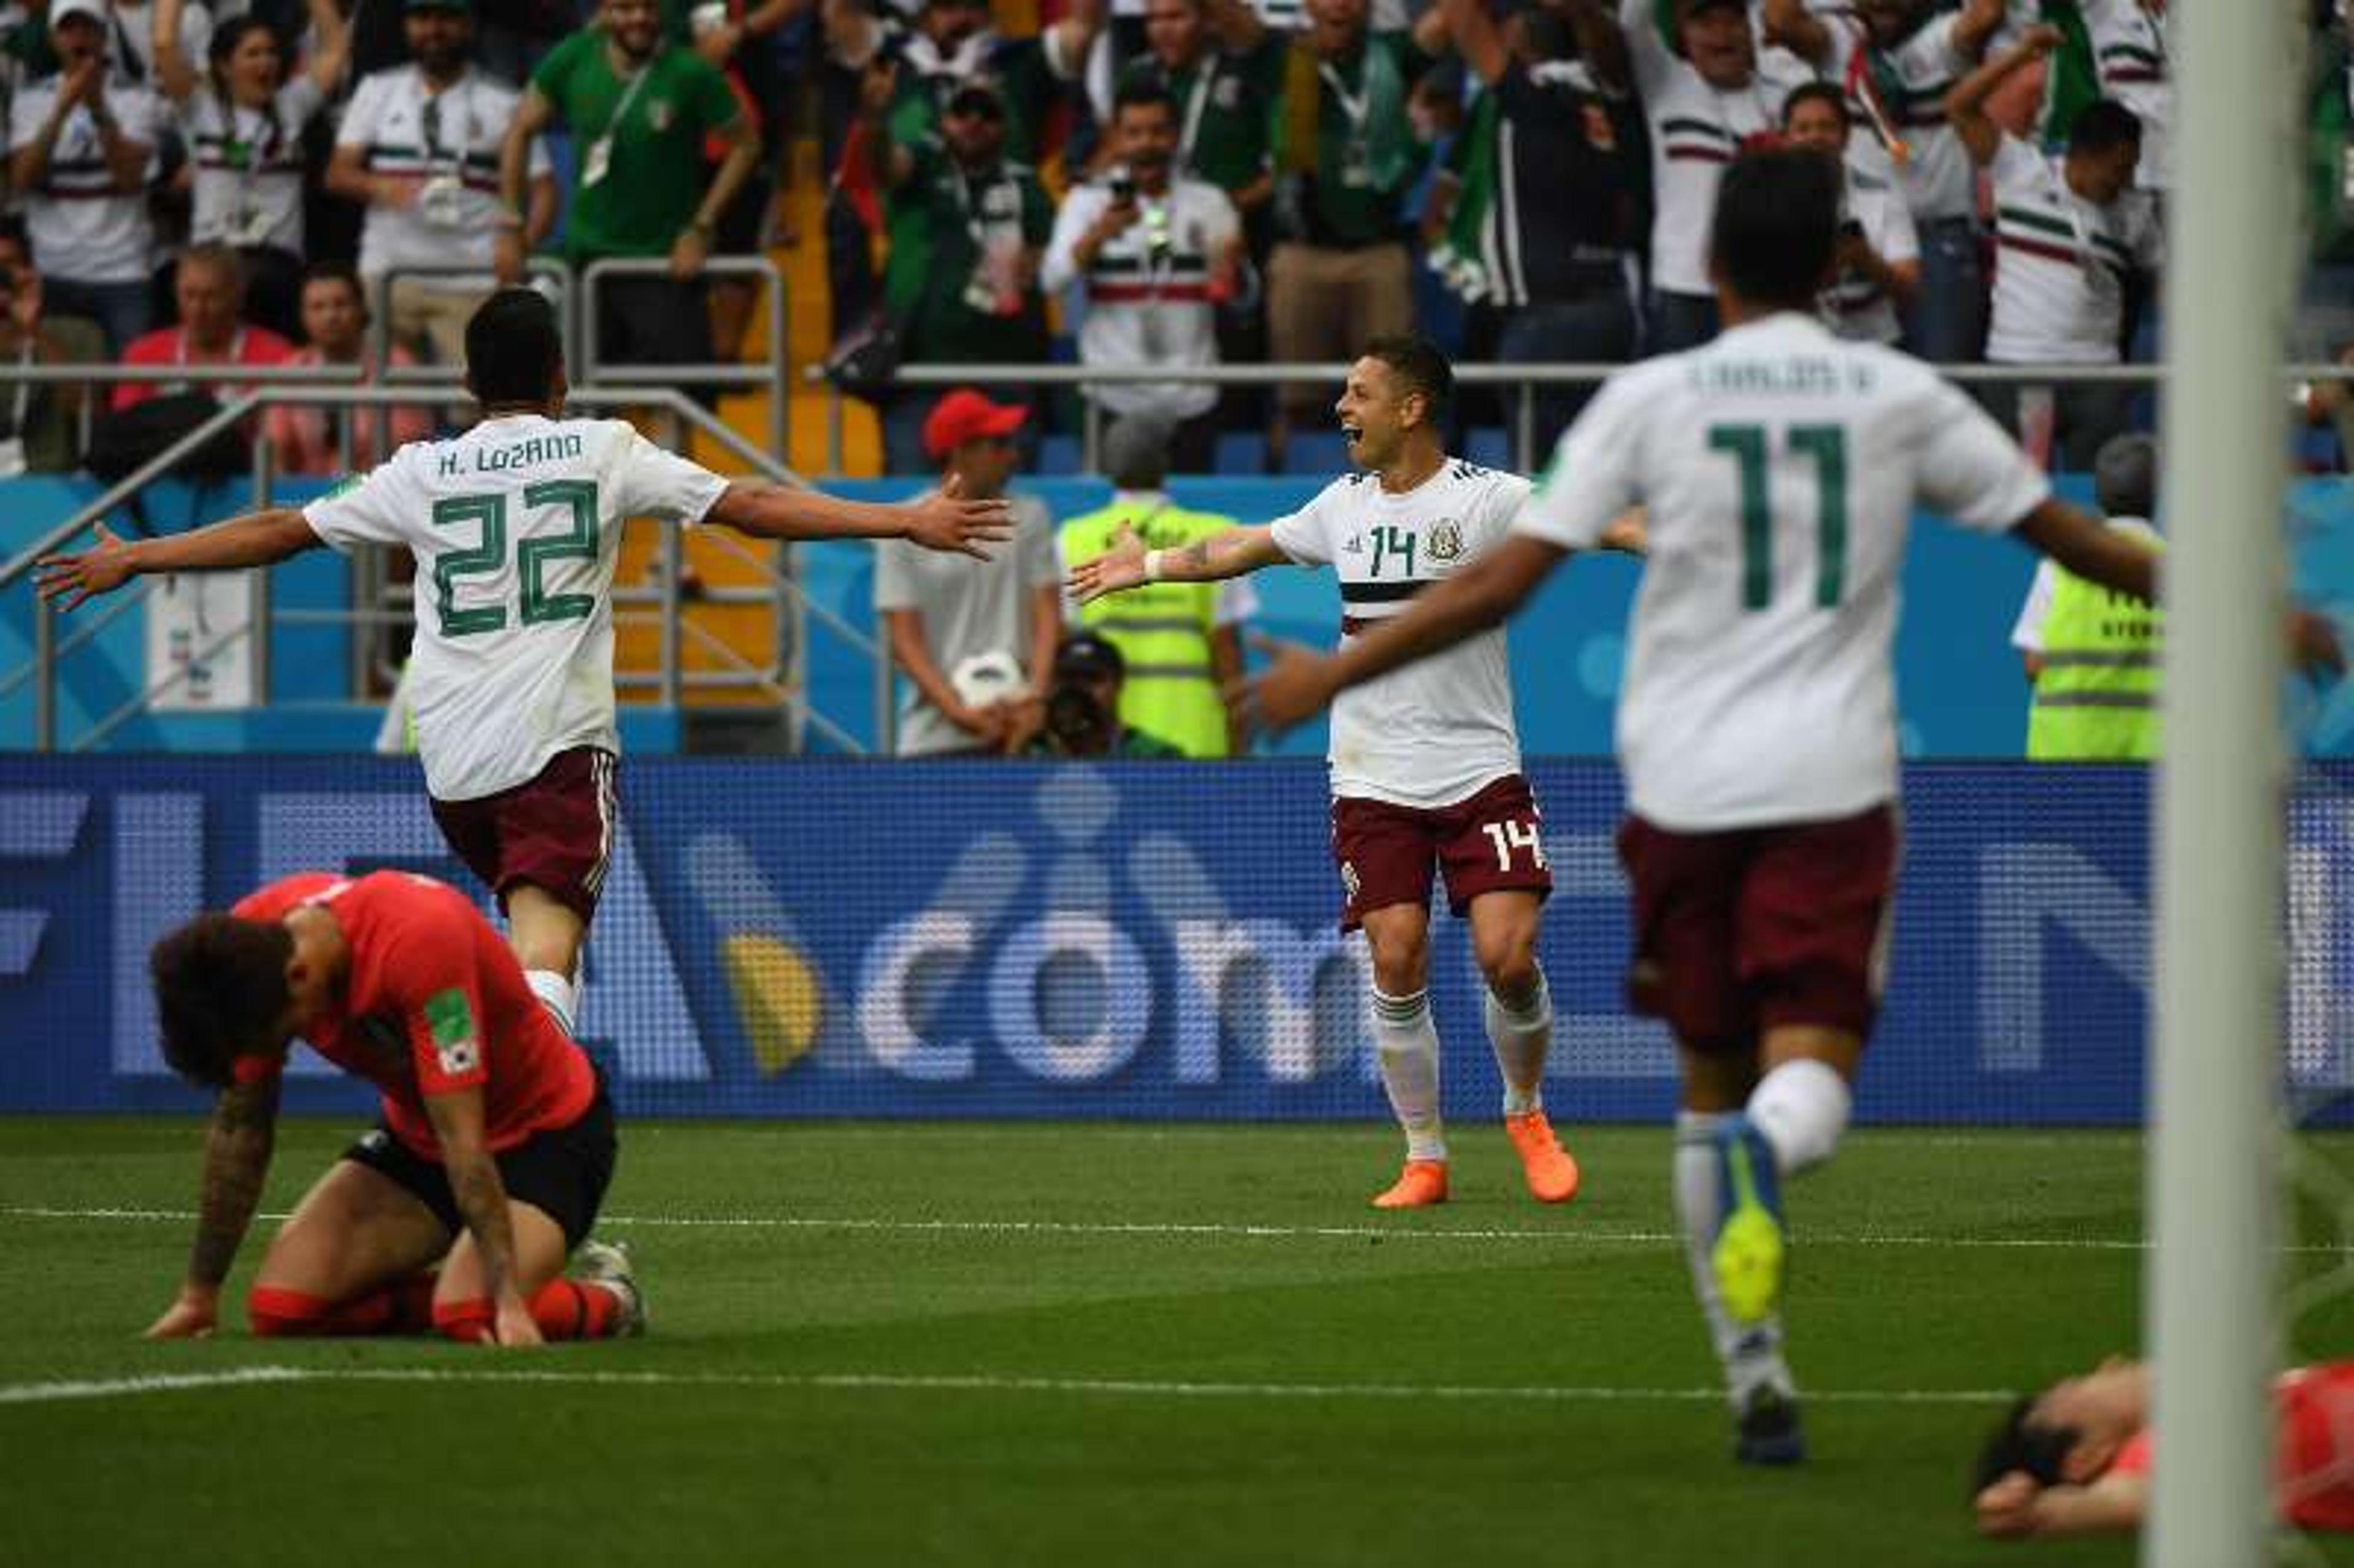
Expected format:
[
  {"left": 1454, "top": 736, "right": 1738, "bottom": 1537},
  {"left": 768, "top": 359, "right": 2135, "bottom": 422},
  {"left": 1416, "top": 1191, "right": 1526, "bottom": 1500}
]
[
  {"left": 808, "top": 358, "right": 2354, "bottom": 478},
  {"left": 373, "top": 261, "right": 580, "bottom": 389},
  {"left": 0, "top": 379, "right": 887, "bottom": 755},
  {"left": 580, "top": 256, "right": 788, "bottom": 461}
]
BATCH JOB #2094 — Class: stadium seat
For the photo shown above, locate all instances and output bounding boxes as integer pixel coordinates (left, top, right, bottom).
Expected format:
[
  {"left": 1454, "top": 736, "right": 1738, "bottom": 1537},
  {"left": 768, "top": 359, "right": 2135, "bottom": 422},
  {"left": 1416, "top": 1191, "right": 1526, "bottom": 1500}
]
[
  {"left": 1282, "top": 431, "right": 1349, "bottom": 475},
  {"left": 1465, "top": 425, "right": 1510, "bottom": 470},
  {"left": 1213, "top": 431, "right": 1267, "bottom": 475},
  {"left": 1037, "top": 434, "right": 1083, "bottom": 475}
]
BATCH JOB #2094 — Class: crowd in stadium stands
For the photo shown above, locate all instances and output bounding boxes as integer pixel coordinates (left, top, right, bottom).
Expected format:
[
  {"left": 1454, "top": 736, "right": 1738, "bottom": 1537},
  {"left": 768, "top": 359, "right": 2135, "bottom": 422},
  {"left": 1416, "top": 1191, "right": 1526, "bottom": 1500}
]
[{"left": 0, "top": 0, "right": 2348, "bottom": 480}]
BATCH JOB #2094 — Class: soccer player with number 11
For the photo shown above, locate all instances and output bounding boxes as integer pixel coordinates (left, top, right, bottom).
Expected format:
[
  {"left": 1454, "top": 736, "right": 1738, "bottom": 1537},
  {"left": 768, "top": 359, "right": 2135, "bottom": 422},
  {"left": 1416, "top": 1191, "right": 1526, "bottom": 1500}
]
[{"left": 1244, "top": 148, "right": 2342, "bottom": 1465}]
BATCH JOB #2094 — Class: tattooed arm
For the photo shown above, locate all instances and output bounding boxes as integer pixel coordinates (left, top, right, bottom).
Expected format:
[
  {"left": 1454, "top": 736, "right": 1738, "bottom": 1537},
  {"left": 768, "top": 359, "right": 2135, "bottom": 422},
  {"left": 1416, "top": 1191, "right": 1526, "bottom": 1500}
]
[
  {"left": 145, "top": 1073, "right": 282, "bottom": 1338},
  {"left": 1067, "top": 525, "right": 1291, "bottom": 604},
  {"left": 424, "top": 1086, "right": 543, "bottom": 1347}
]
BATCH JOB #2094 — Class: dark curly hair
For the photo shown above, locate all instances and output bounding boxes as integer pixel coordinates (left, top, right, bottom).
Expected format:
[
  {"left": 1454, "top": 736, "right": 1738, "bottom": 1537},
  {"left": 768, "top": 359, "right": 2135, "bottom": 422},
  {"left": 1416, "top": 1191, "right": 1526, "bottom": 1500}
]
[
  {"left": 149, "top": 913, "right": 294, "bottom": 1089},
  {"left": 1973, "top": 1396, "right": 2081, "bottom": 1496}
]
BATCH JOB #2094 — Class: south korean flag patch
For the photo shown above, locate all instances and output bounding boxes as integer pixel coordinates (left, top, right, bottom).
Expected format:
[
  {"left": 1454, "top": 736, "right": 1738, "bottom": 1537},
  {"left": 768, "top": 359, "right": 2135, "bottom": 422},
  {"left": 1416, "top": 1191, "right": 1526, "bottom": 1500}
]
[{"left": 425, "top": 988, "right": 482, "bottom": 1077}]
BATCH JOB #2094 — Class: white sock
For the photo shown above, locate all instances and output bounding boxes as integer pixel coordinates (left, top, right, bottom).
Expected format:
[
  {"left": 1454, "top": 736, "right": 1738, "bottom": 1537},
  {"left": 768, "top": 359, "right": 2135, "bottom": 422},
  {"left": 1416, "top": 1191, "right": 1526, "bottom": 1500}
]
[
  {"left": 1746, "top": 1058, "right": 1851, "bottom": 1178},
  {"left": 1675, "top": 1110, "right": 1791, "bottom": 1410},
  {"left": 1373, "top": 986, "right": 1446, "bottom": 1162},
  {"left": 525, "top": 968, "right": 577, "bottom": 1037},
  {"left": 1484, "top": 966, "right": 1552, "bottom": 1116}
]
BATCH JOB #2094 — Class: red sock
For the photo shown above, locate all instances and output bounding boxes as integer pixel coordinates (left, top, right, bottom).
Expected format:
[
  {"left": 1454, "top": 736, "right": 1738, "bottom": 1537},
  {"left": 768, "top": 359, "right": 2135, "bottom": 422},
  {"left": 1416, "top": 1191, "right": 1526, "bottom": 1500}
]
[
  {"left": 432, "top": 1297, "right": 496, "bottom": 1343},
  {"left": 528, "top": 1278, "right": 624, "bottom": 1341},
  {"left": 249, "top": 1275, "right": 438, "bottom": 1338}
]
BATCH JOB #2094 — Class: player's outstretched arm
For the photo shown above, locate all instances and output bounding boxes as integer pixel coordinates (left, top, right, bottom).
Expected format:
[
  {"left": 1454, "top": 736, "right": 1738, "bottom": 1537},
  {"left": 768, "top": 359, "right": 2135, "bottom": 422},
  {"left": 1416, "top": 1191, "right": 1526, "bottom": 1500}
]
[
  {"left": 2014, "top": 498, "right": 2345, "bottom": 680},
  {"left": 1244, "top": 532, "right": 1569, "bottom": 732},
  {"left": 422, "top": 1085, "right": 543, "bottom": 1349},
  {"left": 1067, "top": 522, "right": 1288, "bottom": 604},
  {"left": 2013, "top": 498, "right": 2159, "bottom": 605},
  {"left": 1974, "top": 1469, "right": 2147, "bottom": 1538},
  {"left": 707, "top": 473, "right": 1014, "bottom": 559},
  {"left": 37, "top": 511, "right": 323, "bottom": 613},
  {"left": 146, "top": 1073, "right": 281, "bottom": 1339}
]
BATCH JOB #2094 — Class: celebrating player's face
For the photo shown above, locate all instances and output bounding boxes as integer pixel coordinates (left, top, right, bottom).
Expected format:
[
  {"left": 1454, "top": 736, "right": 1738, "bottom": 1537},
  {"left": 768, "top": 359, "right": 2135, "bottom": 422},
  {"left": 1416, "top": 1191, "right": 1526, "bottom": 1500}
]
[{"left": 1335, "top": 357, "right": 1412, "bottom": 468}]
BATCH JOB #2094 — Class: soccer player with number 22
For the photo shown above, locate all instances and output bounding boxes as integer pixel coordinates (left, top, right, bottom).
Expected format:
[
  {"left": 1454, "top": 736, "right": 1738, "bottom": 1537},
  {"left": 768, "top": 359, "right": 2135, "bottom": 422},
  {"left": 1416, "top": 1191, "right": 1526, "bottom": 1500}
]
[
  {"left": 1073, "top": 334, "right": 1639, "bottom": 1212},
  {"left": 36, "top": 289, "right": 1013, "bottom": 1043}
]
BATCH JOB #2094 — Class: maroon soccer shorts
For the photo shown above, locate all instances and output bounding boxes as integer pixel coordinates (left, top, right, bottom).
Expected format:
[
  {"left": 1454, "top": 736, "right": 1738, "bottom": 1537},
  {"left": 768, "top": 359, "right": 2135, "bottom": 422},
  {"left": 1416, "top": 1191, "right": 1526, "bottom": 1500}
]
[
  {"left": 1615, "top": 803, "right": 1899, "bottom": 1052},
  {"left": 1329, "top": 773, "right": 1554, "bottom": 931},
  {"left": 429, "top": 747, "right": 617, "bottom": 925}
]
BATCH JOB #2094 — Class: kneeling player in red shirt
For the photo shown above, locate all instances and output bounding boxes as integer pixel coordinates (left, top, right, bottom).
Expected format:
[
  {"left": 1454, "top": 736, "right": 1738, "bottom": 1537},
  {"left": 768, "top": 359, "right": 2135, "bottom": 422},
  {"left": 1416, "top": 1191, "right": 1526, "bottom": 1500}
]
[
  {"left": 141, "top": 870, "right": 643, "bottom": 1347},
  {"left": 1974, "top": 1356, "right": 2354, "bottom": 1536}
]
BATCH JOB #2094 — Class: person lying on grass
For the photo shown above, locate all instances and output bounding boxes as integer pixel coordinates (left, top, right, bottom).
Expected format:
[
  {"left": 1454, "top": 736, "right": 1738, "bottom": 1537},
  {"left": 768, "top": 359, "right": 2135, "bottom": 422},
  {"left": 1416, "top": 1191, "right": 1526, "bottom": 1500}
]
[{"left": 1975, "top": 1354, "right": 2354, "bottom": 1536}]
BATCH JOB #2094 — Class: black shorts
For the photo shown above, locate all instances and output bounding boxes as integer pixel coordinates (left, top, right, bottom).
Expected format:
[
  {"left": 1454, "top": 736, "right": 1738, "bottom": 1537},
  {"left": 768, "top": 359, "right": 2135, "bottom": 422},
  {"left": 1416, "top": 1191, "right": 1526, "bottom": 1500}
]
[{"left": 341, "top": 1076, "right": 618, "bottom": 1250}]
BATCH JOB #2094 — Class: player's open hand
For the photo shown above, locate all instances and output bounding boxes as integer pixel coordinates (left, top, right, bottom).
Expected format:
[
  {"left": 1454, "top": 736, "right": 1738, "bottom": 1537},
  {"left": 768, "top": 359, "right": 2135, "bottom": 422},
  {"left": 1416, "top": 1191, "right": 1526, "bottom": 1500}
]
[
  {"left": 1067, "top": 522, "right": 1149, "bottom": 604},
  {"left": 490, "top": 1296, "right": 546, "bottom": 1349},
  {"left": 143, "top": 1289, "right": 219, "bottom": 1340},
  {"left": 1234, "top": 630, "right": 1338, "bottom": 738},
  {"left": 1973, "top": 1471, "right": 2044, "bottom": 1537},
  {"left": 907, "top": 473, "right": 1014, "bottom": 560},
  {"left": 35, "top": 522, "right": 135, "bottom": 612}
]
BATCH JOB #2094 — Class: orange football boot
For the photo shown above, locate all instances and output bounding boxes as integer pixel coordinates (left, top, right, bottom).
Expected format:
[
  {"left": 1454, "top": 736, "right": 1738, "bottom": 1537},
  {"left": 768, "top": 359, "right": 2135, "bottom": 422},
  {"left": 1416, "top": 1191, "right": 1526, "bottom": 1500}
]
[
  {"left": 1371, "top": 1158, "right": 1450, "bottom": 1209},
  {"left": 1504, "top": 1110, "right": 1582, "bottom": 1203}
]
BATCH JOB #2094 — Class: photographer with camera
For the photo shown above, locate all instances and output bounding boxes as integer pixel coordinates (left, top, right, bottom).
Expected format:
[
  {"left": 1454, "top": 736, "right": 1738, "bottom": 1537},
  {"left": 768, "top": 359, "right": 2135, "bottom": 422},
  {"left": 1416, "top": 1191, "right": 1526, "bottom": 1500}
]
[
  {"left": 1045, "top": 78, "right": 1246, "bottom": 474},
  {"left": 1781, "top": 83, "right": 1918, "bottom": 345},
  {"left": 1028, "top": 630, "right": 1187, "bottom": 758}
]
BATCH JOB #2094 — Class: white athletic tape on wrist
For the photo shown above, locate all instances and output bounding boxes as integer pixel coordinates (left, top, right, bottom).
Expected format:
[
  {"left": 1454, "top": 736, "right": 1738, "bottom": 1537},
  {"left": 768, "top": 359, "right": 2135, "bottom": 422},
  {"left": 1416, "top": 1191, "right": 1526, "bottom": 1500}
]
[{"left": 1143, "top": 548, "right": 1167, "bottom": 582}]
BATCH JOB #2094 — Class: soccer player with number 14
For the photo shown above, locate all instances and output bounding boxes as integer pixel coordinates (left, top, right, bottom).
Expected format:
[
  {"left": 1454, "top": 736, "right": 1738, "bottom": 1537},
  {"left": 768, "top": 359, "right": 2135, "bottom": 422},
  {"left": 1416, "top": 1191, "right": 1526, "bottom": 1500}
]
[
  {"left": 1075, "top": 335, "right": 1635, "bottom": 1210},
  {"left": 1244, "top": 148, "right": 2342, "bottom": 1464}
]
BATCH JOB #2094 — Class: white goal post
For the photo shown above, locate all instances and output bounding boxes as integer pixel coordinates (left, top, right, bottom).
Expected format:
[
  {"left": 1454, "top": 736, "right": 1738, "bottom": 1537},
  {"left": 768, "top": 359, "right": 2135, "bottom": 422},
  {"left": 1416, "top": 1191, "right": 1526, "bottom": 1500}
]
[{"left": 2146, "top": 4, "right": 2303, "bottom": 1566}]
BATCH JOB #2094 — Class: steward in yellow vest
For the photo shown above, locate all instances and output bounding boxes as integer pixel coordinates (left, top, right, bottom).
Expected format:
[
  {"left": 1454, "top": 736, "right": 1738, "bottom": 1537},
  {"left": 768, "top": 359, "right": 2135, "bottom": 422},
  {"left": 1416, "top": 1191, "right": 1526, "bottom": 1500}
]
[
  {"left": 1056, "top": 417, "right": 1252, "bottom": 757},
  {"left": 2020, "top": 434, "right": 2162, "bottom": 760}
]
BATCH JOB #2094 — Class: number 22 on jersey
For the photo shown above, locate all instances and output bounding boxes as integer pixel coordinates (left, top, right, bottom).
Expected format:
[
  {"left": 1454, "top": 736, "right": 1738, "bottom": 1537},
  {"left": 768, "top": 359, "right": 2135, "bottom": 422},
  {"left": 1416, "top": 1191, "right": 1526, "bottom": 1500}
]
[
  {"left": 1706, "top": 424, "right": 1849, "bottom": 612},
  {"left": 430, "top": 479, "right": 601, "bottom": 636}
]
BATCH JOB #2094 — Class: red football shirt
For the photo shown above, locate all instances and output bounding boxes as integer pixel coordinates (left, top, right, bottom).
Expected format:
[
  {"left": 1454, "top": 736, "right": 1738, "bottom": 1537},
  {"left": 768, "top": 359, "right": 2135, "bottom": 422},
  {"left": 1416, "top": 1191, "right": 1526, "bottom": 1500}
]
[
  {"left": 230, "top": 870, "right": 596, "bottom": 1159},
  {"left": 110, "top": 324, "right": 295, "bottom": 413},
  {"left": 2111, "top": 1362, "right": 2354, "bottom": 1531}
]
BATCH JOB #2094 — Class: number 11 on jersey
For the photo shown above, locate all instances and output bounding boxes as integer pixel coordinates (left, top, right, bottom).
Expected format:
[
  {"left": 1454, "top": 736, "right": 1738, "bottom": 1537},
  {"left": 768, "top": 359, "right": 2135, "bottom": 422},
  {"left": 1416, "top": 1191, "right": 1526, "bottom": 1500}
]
[{"left": 1707, "top": 423, "right": 1849, "bottom": 612}]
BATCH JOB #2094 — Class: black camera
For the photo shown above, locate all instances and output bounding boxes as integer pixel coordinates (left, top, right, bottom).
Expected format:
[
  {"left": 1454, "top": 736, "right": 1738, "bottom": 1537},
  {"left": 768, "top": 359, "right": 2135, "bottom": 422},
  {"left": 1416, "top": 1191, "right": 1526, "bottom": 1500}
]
[{"left": 1110, "top": 173, "right": 1137, "bottom": 206}]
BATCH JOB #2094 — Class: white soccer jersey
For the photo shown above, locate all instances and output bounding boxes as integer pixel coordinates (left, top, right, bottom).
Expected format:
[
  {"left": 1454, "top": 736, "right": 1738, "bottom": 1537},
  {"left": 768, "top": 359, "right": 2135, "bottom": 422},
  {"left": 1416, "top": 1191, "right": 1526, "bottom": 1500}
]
[
  {"left": 2081, "top": 0, "right": 2168, "bottom": 191},
  {"left": 1270, "top": 458, "right": 1528, "bottom": 809},
  {"left": 337, "top": 66, "right": 549, "bottom": 283},
  {"left": 1622, "top": 0, "right": 1818, "bottom": 297},
  {"left": 1821, "top": 10, "right": 1976, "bottom": 221},
  {"left": 9, "top": 79, "right": 162, "bottom": 283},
  {"left": 1821, "top": 167, "right": 1918, "bottom": 344},
  {"left": 183, "top": 79, "right": 322, "bottom": 255},
  {"left": 1515, "top": 312, "right": 2051, "bottom": 831},
  {"left": 303, "top": 416, "right": 729, "bottom": 801},
  {"left": 1986, "top": 134, "right": 2162, "bottom": 365},
  {"left": 1043, "top": 174, "right": 1240, "bottom": 424}
]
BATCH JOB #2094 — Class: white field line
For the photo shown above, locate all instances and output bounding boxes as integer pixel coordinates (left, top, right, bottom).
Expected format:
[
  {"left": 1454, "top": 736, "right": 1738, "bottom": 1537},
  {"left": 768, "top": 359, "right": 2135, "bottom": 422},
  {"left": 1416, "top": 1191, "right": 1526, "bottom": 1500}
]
[
  {"left": 0, "top": 1364, "right": 2021, "bottom": 1410},
  {"left": 0, "top": 1203, "right": 2162, "bottom": 1250}
]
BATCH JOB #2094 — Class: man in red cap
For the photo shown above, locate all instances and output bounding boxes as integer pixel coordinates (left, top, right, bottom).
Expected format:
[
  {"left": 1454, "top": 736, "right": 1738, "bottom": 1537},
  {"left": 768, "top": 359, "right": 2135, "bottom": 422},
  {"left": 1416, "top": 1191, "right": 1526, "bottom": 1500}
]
[{"left": 874, "top": 389, "right": 1065, "bottom": 755}]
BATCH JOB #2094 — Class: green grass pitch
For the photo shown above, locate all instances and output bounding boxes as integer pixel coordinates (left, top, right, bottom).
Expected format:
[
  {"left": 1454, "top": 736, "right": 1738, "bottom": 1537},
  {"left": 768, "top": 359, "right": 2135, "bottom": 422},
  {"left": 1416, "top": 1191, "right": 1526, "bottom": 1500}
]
[{"left": 3, "top": 1117, "right": 2348, "bottom": 1567}]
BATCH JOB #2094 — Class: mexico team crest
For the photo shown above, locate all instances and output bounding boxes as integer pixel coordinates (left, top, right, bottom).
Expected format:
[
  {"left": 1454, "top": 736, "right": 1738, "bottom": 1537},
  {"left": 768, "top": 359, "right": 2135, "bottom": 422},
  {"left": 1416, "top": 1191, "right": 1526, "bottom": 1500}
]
[{"left": 1427, "top": 521, "right": 1465, "bottom": 562}]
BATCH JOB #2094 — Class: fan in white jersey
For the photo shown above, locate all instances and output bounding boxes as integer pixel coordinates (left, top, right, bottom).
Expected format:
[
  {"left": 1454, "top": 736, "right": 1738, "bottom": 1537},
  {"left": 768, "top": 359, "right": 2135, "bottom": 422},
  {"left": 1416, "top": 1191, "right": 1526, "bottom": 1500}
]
[
  {"left": 1073, "top": 336, "right": 1636, "bottom": 1210},
  {"left": 1244, "top": 148, "right": 2337, "bottom": 1466},
  {"left": 36, "top": 287, "right": 1014, "bottom": 1041}
]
